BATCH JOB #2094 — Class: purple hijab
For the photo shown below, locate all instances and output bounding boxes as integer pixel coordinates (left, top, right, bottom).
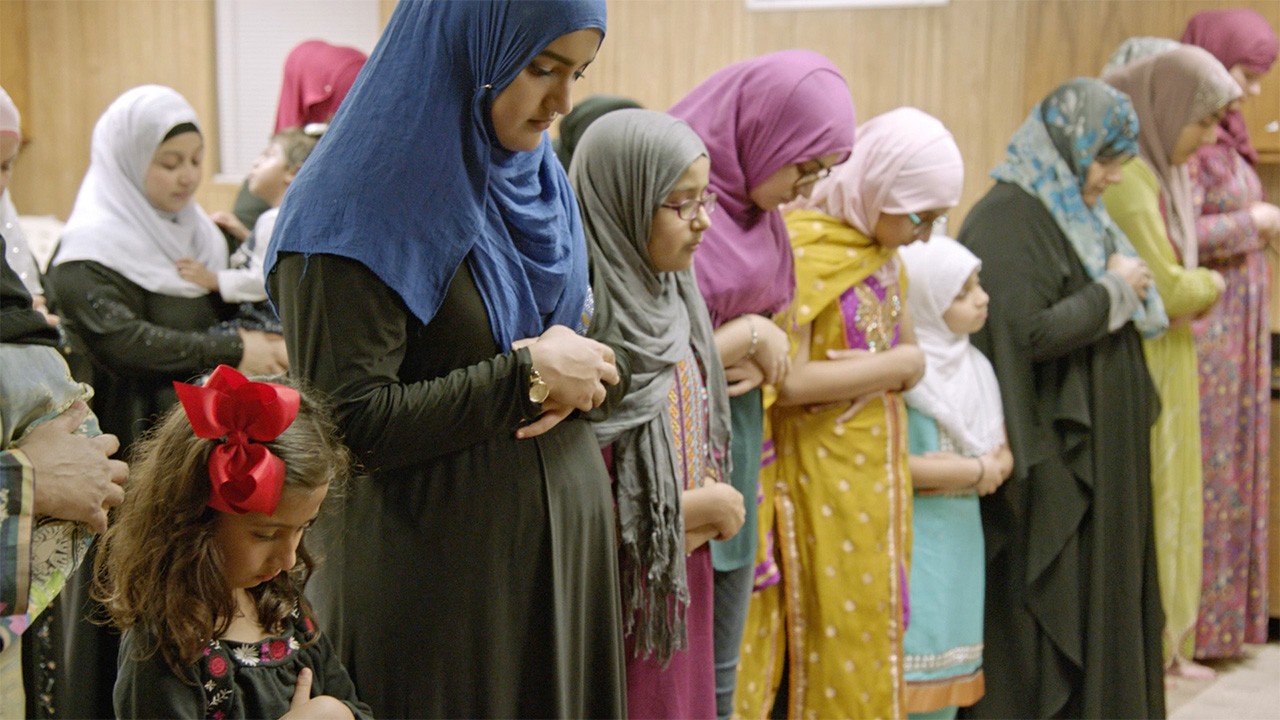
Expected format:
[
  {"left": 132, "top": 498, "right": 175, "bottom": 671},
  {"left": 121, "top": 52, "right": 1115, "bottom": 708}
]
[
  {"left": 669, "top": 50, "right": 856, "bottom": 327},
  {"left": 1182, "top": 8, "right": 1279, "bottom": 166}
]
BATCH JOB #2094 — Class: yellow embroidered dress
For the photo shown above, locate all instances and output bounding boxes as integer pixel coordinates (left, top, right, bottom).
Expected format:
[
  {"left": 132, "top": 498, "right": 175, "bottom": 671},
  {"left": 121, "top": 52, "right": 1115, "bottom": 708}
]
[{"left": 736, "top": 209, "right": 912, "bottom": 719}]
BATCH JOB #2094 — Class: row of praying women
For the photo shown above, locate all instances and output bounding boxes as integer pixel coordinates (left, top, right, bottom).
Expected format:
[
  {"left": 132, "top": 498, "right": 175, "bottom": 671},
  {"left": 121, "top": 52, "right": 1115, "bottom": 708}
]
[{"left": 0, "top": 1, "right": 1276, "bottom": 719}]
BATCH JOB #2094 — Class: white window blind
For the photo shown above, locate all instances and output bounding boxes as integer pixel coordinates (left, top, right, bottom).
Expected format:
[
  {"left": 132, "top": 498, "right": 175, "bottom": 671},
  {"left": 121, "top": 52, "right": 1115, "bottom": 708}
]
[{"left": 214, "top": 0, "right": 380, "bottom": 180}]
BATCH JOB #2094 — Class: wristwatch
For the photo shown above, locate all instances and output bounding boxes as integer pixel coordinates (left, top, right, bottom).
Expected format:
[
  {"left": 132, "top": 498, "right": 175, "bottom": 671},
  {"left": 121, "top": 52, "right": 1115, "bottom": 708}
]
[{"left": 528, "top": 368, "right": 550, "bottom": 404}]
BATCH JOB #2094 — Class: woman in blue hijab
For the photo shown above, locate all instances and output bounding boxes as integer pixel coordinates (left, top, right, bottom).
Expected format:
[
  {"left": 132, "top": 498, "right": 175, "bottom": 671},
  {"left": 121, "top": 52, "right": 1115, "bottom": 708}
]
[{"left": 265, "top": 1, "right": 628, "bottom": 716}]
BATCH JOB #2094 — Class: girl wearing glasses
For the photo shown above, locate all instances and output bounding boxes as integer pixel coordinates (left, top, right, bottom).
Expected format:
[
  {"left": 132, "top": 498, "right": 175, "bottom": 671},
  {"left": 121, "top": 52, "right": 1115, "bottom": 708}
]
[
  {"left": 572, "top": 108, "right": 745, "bottom": 720},
  {"left": 755, "top": 107, "right": 963, "bottom": 719},
  {"left": 668, "top": 50, "right": 856, "bottom": 719}
]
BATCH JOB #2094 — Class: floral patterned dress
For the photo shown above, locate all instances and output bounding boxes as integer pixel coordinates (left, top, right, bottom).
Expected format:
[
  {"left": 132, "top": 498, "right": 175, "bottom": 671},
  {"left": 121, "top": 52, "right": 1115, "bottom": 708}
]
[
  {"left": 1188, "top": 140, "right": 1271, "bottom": 658},
  {"left": 113, "top": 607, "right": 372, "bottom": 719}
]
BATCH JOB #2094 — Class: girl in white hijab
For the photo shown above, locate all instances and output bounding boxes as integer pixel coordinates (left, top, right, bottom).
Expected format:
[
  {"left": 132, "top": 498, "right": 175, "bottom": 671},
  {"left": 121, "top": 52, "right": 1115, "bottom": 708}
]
[
  {"left": 898, "top": 235, "right": 1010, "bottom": 717},
  {"left": 41, "top": 85, "right": 284, "bottom": 718}
]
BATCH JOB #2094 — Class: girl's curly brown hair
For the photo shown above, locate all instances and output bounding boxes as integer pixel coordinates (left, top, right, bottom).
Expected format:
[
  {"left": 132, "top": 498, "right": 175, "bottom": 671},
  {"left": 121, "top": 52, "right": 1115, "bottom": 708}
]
[{"left": 92, "top": 375, "right": 353, "bottom": 680}]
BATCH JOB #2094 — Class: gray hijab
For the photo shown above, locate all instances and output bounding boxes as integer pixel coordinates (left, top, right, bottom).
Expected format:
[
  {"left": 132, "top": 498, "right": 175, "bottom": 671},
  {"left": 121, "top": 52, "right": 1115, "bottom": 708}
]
[{"left": 571, "top": 108, "right": 731, "bottom": 663}]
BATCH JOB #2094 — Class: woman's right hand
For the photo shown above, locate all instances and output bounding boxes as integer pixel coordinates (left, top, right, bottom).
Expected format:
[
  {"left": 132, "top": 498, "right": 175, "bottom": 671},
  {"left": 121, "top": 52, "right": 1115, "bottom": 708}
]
[
  {"left": 237, "top": 329, "right": 289, "bottom": 377},
  {"left": 526, "top": 325, "right": 619, "bottom": 412},
  {"left": 1107, "top": 253, "right": 1152, "bottom": 300},
  {"left": 705, "top": 481, "right": 746, "bottom": 541},
  {"left": 1249, "top": 201, "right": 1280, "bottom": 238}
]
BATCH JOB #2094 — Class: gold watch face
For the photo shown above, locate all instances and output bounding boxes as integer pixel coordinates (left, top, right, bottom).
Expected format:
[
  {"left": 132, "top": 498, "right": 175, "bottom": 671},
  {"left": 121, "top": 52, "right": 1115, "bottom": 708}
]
[{"left": 529, "top": 371, "right": 550, "bottom": 404}]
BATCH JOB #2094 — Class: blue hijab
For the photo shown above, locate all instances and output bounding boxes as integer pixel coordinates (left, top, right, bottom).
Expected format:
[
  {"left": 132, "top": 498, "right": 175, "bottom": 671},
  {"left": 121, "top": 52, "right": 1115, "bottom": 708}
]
[{"left": 265, "top": 0, "right": 606, "bottom": 348}]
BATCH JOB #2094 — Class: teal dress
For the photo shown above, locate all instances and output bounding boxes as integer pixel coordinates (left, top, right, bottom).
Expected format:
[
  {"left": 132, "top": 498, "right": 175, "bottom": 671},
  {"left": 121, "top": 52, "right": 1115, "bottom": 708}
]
[{"left": 904, "top": 408, "right": 985, "bottom": 719}]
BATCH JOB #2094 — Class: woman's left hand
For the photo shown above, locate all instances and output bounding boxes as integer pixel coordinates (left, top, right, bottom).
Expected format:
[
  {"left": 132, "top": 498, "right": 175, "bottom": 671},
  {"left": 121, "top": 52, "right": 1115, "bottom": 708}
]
[{"left": 724, "top": 358, "right": 765, "bottom": 397}]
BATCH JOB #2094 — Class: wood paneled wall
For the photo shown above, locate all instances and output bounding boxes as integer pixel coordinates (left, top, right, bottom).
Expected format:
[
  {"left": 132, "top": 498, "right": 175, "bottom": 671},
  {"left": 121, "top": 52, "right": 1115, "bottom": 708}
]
[{"left": 4, "top": 0, "right": 1278, "bottom": 229}]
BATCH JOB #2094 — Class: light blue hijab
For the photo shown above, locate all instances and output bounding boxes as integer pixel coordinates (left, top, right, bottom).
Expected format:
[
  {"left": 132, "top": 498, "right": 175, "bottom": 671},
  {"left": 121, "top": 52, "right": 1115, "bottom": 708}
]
[
  {"left": 992, "top": 77, "right": 1168, "bottom": 338},
  {"left": 265, "top": 0, "right": 606, "bottom": 348}
]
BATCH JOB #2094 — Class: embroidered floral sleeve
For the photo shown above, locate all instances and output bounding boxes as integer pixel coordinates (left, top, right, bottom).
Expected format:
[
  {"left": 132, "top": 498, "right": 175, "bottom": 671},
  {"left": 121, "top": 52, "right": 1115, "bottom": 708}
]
[{"left": 1189, "top": 143, "right": 1264, "bottom": 263}]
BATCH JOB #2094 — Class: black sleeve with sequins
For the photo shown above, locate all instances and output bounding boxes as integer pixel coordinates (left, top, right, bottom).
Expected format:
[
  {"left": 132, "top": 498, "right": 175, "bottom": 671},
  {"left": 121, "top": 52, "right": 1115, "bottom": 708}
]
[{"left": 46, "top": 260, "right": 243, "bottom": 376}]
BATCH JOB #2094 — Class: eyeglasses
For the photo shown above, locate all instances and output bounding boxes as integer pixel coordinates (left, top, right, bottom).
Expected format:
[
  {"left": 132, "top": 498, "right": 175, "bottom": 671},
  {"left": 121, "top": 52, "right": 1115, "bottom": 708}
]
[
  {"left": 660, "top": 192, "right": 717, "bottom": 221},
  {"left": 907, "top": 212, "right": 947, "bottom": 237},
  {"left": 794, "top": 157, "right": 834, "bottom": 191}
]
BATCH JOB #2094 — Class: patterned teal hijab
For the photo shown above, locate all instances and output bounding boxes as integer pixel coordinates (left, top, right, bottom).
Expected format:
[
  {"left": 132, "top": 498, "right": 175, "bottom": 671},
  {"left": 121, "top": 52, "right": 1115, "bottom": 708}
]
[{"left": 992, "top": 77, "right": 1167, "bottom": 338}]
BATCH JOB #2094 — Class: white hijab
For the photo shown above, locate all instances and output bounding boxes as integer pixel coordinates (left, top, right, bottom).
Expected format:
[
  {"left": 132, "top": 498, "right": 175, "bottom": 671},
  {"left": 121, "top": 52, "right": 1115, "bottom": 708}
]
[
  {"left": 54, "top": 85, "right": 225, "bottom": 297},
  {"left": 899, "top": 236, "right": 1005, "bottom": 456}
]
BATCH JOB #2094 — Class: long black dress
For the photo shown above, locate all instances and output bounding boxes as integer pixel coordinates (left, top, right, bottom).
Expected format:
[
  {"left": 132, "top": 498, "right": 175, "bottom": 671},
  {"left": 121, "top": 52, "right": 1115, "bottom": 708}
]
[
  {"left": 269, "top": 252, "right": 629, "bottom": 718},
  {"left": 957, "top": 183, "right": 1165, "bottom": 719},
  {"left": 39, "top": 259, "right": 244, "bottom": 719}
]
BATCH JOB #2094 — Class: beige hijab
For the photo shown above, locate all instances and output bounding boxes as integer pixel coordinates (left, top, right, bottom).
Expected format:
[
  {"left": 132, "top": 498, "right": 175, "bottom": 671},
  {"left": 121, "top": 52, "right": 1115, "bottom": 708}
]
[{"left": 1104, "top": 45, "right": 1240, "bottom": 269}]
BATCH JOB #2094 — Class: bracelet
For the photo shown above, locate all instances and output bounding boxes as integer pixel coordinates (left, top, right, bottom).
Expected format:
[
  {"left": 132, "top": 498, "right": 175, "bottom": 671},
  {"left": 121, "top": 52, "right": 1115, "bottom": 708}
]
[
  {"left": 970, "top": 457, "right": 984, "bottom": 488},
  {"left": 746, "top": 316, "right": 759, "bottom": 358}
]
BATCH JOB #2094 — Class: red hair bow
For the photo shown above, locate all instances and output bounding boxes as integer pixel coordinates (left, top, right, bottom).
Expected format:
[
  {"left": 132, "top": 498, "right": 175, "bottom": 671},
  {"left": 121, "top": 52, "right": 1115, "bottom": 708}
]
[{"left": 174, "top": 365, "right": 301, "bottom": 515}]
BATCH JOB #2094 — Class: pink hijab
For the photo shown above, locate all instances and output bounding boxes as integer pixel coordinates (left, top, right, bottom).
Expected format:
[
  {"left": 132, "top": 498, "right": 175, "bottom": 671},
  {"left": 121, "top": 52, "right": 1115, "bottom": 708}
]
[
  {"left": 274, "top": 40, "right": 368, "bottom": 132},
  {"left": 669, "top": 50, "right": 856, "bottom": 327},
  {"left": 1182, "top": 8, "right": 1279, "bottom": 166},
  {"left": 792, "top": 107, "right": 963, "bottom": 236},
  {"left": 1105, "top": 46, "right": 1240, "bottom": 269}
]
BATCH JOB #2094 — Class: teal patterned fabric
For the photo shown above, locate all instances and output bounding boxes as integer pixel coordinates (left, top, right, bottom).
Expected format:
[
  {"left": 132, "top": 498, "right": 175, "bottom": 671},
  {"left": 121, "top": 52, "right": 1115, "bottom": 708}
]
[
  {"left": 992, "top": 77, "right": 1168, "bottom": 338},
  {"left": 0, "top": 346, "right": 96, "bottom": 652}
]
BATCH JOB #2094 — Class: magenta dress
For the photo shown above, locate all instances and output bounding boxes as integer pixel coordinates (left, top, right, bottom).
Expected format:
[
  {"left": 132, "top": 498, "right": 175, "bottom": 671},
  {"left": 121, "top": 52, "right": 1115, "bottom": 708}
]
[
  {"left": 1188, "top": 139, "right": 1272, "bottom": 658},
  {"left": 606, "top": 353, "right": 717, "bottom": 720}
]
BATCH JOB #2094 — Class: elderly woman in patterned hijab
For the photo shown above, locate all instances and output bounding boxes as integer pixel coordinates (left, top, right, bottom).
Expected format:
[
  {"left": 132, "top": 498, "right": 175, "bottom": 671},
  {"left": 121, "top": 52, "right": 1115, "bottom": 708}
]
[{"left": 957, "top": 77, "right": 1166, "bottom": 719}]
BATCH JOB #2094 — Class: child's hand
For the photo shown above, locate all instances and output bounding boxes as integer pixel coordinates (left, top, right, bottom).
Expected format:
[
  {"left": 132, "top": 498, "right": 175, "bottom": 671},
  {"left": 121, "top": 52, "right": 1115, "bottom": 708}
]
[
  {"left": 211, "top": 210, "right": 251, "bottom": 242},
  {"left": 974, "top": 453, "right": 1006, "bottom": 496},
  {"left": 176, "top": 257, "right": 220, "bottom": 291},
  {"left": 237, "top": 329, "right": 289, "bottom": 377},
  {"left": 280, "top": 668, "right": 355, "bottom": 720}
]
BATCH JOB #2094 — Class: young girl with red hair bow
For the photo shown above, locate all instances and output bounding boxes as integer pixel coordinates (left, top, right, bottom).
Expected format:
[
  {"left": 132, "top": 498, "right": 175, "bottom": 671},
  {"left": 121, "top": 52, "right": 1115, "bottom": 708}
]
[{"left": 93, "top": 366, "right": 370, "bottom": 719}]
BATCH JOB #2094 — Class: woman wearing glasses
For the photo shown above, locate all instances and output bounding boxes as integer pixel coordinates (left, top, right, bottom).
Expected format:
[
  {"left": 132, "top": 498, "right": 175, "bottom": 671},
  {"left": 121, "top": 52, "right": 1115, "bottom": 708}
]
[
  {"left": 740, "top": 107, "right": 963, "bottom": 719},
  {"left": 668, "top": 50, "right": 855, "bottom": 720},
  {"left": 573, "top": 108, "right": 745, "bottom": 720}
]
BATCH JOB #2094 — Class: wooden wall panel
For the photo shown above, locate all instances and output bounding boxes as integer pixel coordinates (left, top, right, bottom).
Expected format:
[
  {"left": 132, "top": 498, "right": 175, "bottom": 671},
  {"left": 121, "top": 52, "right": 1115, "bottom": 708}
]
[
  {"left": 0, "top": 0, "right": 32, "bottom": 143},
  {"left": 1023, "top": 0, "right": 1280, "bottom": 160},
  {"left": 570, "top": 0, "right": 1029, "bottom": 230},
  {"left": 10, "top": 0, "right": 219, "bottom": 219},
  {"left": 9, "top": 0, "right": 1279, "bottom": 229}
]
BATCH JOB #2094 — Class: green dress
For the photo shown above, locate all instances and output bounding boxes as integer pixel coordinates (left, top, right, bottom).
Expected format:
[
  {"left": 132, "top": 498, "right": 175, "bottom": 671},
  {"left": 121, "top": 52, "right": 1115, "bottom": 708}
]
[{"left": 1102, "top": 158, "right": 1220, "bottom": 661}]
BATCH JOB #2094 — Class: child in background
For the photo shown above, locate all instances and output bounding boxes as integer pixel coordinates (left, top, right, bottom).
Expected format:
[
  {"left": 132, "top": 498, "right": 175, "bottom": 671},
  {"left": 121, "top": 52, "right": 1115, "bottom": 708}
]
[
  {"left": 572, "top": 108, "right": 745, "bottom": 720},
  {"left": 93, "top": 365, "right": 370, "bottom": 719},
  {"left": 177, "top": 128, "right": 320, "bottom": 332},
  {"left": 898, "top": 236, "right": 1012, "bottom": 719}
]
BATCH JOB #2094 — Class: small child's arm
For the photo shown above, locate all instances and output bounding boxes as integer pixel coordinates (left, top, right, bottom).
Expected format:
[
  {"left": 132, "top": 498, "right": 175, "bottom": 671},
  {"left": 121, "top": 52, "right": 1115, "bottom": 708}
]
[{"left": 175, "top": 257, "right": 220, "bottom": 292}]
